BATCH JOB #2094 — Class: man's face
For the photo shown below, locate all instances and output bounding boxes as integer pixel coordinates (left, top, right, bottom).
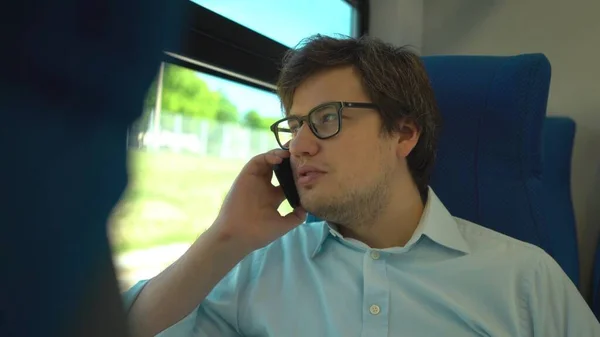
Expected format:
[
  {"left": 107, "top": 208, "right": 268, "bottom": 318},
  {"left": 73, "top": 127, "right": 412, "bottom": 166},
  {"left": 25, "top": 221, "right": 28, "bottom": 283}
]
[{"left": 287, "top": 66, "right": 406, "bottom": 227}]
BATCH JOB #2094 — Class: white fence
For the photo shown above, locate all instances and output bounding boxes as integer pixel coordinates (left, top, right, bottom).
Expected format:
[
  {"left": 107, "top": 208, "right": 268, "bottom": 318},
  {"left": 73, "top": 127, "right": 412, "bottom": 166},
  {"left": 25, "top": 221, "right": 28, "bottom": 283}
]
[{"left": 129, "top": 111, "right": 278, "bottom": 160}]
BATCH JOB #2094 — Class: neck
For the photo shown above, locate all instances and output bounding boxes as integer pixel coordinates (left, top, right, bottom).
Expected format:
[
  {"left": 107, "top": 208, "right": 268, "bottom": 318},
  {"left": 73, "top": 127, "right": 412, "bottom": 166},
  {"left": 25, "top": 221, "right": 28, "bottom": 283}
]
[{"left": 337, "top": 183, "right": 425, "bottom": 249}]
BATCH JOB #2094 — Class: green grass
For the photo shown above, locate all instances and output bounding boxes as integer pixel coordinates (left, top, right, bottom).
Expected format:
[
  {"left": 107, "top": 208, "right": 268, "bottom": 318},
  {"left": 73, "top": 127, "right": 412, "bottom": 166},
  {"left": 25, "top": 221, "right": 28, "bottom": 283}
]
[{"left": 109, "top": 149, "right": 291, "bottom": 253}]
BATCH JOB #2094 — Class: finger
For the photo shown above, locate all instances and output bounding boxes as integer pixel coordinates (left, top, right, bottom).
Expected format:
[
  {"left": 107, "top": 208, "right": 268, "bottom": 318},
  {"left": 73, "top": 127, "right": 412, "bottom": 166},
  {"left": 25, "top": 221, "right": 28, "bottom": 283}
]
[
  {"left": 245, "top": 149, "right": 290, "bottom": 177},
  {"left": 271, "top": 148, "right": 291, "bottom": 157},
  {"left": 264, "top": 149, "right": 290, "bottom": 166}
]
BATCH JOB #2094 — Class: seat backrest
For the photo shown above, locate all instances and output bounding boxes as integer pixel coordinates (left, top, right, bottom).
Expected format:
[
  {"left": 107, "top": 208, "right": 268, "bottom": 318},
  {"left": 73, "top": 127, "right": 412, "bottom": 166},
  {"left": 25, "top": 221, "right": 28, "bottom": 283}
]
[
  {"left": 540, "top": 116, "right": 579, "bottom": 286},
  {"left": 424, "top": 53, "right": 564, "bottom": 276}
]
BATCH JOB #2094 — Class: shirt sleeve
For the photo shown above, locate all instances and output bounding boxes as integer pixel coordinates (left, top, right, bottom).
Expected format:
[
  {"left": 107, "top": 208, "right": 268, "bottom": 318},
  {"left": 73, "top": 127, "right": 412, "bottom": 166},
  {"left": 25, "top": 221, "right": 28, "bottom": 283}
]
[
  {"left": 527, "top": 252, "right": 600, "bottom": 336},
  {"left": 123, "top": 280, "right": 149, "bottom": 314},
  {"left": 122, "top": 262, "right": 247, "bottom": 337}
]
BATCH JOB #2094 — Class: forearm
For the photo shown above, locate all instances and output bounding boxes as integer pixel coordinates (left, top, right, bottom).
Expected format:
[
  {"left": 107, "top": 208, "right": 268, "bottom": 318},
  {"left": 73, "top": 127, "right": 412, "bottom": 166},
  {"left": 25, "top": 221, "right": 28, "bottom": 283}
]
[{"left": 127, "top": 227, "right": 249, "bottom": 337}]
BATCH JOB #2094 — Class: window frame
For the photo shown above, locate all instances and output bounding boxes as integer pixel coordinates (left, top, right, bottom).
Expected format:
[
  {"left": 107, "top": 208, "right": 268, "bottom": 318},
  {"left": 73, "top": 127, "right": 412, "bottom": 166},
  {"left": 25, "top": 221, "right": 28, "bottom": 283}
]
[{"left": 164, "top": 0, "right": 369, "bottom": 93}]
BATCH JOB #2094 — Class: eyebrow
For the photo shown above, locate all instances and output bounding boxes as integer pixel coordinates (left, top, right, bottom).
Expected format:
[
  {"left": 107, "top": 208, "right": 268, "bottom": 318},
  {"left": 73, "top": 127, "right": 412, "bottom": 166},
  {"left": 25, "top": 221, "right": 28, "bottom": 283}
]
[{"left": 285, "top": 112, "right": 306, "bottom": 118}]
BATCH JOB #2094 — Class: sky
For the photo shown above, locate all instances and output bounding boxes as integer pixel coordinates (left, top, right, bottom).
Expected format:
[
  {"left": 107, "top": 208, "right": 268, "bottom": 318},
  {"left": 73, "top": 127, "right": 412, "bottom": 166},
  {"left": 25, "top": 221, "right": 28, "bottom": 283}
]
[{"left": 191, "top": 0, "right": 355, "bottom": 118}]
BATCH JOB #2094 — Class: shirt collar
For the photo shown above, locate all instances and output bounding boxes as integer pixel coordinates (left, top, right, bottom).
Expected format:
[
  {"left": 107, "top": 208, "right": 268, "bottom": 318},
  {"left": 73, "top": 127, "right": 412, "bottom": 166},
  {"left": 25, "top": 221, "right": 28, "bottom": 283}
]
[{"left": 307, "top": 187, "right": 470, "bottom": 258}]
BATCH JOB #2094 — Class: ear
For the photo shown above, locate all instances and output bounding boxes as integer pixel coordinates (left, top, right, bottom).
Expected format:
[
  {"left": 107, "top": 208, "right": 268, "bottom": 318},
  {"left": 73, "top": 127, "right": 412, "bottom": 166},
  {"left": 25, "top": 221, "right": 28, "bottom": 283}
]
[{"left": 395, "top": 120, "right": 420, "bottom": 158}]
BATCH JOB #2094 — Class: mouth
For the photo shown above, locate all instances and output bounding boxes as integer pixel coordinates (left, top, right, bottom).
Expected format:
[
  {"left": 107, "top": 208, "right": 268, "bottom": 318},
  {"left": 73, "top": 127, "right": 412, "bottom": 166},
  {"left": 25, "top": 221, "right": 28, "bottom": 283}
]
[{"left": 296, "top": 166, "right": 326, "bottom": 187}]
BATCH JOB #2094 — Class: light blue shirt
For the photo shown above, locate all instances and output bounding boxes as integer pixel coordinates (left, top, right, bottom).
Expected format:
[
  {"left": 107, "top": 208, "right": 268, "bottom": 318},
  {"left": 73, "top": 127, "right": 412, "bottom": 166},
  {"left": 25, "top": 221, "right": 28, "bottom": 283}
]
[{"left": 123, "top": 188, "right": 600, "bottom": 336}]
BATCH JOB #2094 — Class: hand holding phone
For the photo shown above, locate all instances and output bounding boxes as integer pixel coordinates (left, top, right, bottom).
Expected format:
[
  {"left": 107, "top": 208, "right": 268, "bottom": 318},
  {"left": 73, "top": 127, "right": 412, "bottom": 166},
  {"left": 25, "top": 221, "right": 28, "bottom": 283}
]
[
  {"left": 212, "top": 150, "right": 306, "bottom": 254},
  {"left": 273, "top": 157, "right": 301, "bottom": 209}
]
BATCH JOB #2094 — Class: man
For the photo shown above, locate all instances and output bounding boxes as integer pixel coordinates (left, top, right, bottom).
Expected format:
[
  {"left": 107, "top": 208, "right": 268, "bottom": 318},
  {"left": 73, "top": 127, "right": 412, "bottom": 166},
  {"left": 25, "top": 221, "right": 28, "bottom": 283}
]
[{"left": 124, "top": 35, "right": 599, "bottom": 336}]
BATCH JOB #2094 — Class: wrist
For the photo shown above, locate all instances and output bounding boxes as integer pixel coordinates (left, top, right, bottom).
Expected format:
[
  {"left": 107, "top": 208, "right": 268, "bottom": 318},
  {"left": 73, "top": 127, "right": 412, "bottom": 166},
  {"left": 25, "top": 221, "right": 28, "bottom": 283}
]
[{"left": 201, "top": 225, "right": 255, "bottom": 261}]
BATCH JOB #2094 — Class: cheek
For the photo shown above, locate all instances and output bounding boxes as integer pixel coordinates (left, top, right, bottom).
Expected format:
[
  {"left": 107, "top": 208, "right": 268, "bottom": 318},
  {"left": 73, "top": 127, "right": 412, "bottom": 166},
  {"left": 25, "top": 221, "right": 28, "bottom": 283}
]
[
  {"left": 323, "top": 129, "right": 388, "bottom": 179},
  {"left": 349, "top": 138, "right": 383, "bottom": 163},
  {"left": 334, "top": 145, "right": 382, "bottom": 181}
]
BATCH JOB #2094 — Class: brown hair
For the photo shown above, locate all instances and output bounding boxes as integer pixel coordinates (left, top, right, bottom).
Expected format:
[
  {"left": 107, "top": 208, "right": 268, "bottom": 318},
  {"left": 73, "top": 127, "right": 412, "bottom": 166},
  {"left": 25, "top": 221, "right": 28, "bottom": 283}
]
[{"left": 276, "top": 34, "right": 441, "bottom": 201}]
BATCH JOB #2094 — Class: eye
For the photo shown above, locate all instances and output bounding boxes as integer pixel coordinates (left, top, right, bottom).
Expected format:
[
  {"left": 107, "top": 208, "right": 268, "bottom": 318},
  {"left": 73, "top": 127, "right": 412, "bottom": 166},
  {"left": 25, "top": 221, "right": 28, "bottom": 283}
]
[
  {"left": 321, "top": 113, "right": 337, "bottom": 123},
  {"left": 311, "top": 105, "right": 339, "bottom": 125}
]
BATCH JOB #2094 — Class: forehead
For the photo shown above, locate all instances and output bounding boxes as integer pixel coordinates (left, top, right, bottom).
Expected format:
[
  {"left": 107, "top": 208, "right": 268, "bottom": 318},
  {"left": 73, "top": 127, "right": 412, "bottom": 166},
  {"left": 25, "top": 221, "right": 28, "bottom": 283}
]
[{"left": 289, "top": 66, "right": 370, "bottom": 116}]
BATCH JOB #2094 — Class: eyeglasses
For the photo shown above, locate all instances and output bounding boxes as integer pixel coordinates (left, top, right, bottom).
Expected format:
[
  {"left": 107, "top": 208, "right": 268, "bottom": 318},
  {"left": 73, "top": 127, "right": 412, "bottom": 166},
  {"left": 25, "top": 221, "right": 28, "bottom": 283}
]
[{"left": 269, "top": 101, "right": 379, "bottom": 150}]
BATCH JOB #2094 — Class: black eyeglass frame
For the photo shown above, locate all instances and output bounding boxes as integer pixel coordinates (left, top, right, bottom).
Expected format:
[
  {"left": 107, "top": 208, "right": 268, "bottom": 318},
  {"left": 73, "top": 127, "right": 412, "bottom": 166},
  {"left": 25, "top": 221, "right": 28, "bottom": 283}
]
[{"left": 269, "top": 101, "right": 379, "bottom": 150}]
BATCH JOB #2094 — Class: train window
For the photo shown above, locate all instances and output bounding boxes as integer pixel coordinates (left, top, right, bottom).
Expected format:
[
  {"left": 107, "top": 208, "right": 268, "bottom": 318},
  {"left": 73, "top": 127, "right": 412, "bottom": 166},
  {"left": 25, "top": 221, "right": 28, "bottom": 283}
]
[
  {"left": 192, "top": 0, "right": 357, "bottom": 47},
  {"left": 111, "top": 63, "right": 288, "bottom": 290}
]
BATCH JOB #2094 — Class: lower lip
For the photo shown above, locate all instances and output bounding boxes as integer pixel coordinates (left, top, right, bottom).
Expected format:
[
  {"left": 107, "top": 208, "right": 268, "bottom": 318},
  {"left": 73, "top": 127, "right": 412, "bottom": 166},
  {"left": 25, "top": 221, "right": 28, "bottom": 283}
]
[{"left": 297, "top": 172, "right": 325, "bottom": 186}]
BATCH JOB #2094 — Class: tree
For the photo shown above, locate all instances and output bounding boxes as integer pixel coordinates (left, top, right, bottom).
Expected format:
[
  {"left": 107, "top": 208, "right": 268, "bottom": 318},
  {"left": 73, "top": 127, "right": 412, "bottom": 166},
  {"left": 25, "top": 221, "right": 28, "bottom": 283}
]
[
  {"left": 243, "top": 111, "right": 282, "bottom": 130},
  {"left": 243, "top": 110, "right": 263, "bottom": 129},
  {"left": 143, "top": 64, "right": 246, "bottom": 123},
  {"left": 215, "top": 95, "right": 239, "bottom": 123},
  {"left": 161, "top": 64, "right": 221, "bottom": 119},
  {"left": 260, "top": 117, "right": 280, "bottom": 129},
  {"left": 143, "top": 64, "right": 221, "bottom": 119}
]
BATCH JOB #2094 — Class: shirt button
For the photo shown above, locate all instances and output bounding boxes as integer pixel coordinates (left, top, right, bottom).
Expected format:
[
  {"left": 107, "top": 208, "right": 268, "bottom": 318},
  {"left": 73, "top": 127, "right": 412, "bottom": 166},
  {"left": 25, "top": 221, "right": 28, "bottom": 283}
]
[
  {"left": 369, "top": 304, "right": 381, "bottom": 315},
  {"left": 370, "top": 251, "right": 380, "bottom": 260}
]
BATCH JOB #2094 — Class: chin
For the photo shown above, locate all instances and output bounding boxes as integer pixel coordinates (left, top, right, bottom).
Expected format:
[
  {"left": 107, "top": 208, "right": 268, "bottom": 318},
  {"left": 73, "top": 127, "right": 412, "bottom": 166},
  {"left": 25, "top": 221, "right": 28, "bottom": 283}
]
[
  {"left": 298, "top": 189, "right": 321, "bottom": 210},
  {"left": 300, "top": 191, "right": 333, "bottom": 215}
]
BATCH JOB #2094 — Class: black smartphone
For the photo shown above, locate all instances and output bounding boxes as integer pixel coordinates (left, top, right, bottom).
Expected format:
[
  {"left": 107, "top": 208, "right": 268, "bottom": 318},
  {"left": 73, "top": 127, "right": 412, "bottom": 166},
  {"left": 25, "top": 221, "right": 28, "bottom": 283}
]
[{"left": 273, "top": 157, "right": 301, "bottom": 209}]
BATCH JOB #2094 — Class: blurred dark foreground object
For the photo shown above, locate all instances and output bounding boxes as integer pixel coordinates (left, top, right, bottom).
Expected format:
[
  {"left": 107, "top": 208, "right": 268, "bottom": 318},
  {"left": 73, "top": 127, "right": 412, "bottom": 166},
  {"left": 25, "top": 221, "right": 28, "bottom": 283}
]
[{"left": 0, "top": 1, "right": 183, "bottom": 336}]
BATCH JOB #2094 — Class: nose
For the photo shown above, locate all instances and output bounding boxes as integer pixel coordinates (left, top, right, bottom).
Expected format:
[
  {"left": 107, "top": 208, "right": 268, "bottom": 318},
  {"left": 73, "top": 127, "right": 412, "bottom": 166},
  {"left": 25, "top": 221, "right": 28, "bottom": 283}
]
[{"left": 288, "top": 122, "right": 319, "bottom": 158}]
